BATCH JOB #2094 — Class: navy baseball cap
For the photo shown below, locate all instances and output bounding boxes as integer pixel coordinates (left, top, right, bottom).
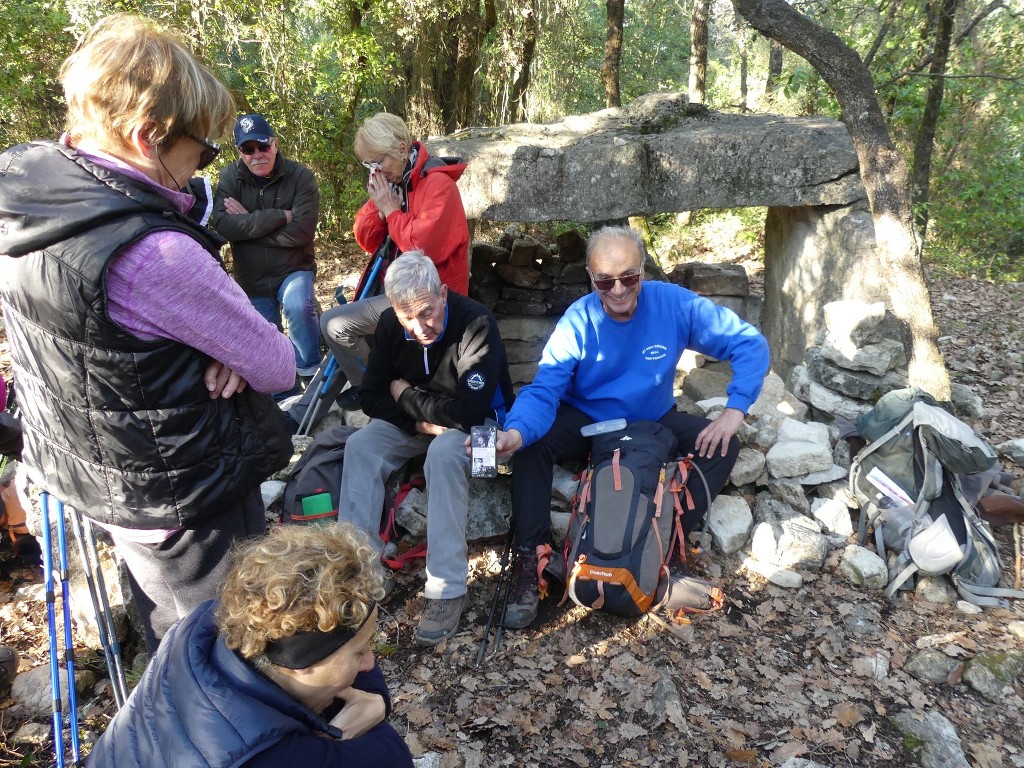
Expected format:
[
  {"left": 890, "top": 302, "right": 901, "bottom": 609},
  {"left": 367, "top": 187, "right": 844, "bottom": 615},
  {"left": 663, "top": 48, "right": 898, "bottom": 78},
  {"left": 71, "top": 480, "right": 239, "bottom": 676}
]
[{"left": 234, "top": 114, "right": 275, "bottom": 146}]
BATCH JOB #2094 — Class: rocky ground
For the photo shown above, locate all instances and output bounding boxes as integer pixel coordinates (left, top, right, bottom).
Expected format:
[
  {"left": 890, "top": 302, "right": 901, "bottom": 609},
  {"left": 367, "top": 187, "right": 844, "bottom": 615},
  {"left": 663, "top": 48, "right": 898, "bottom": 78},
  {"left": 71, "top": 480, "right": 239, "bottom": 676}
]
[{"left": 0, "top": 237, "right": 1022, "bottom": 768}]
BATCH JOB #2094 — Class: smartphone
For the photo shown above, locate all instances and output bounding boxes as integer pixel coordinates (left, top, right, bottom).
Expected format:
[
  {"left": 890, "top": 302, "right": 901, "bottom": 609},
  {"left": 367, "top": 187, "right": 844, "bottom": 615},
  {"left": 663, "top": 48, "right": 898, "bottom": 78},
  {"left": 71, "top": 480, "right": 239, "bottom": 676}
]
[{"left": 470, "top": 425, "right": 498, "bottom": 478}]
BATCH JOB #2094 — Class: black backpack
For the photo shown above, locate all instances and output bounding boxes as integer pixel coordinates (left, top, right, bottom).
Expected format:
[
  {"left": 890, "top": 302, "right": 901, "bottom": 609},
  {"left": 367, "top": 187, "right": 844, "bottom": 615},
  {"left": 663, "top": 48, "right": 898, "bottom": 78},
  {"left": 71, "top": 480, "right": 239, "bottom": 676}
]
[
  {"left": 281, "top": 425, "right": 359, "bottom": 524},
  {"left": 562, "top": 420, "right": 685, "bottom": 615}
]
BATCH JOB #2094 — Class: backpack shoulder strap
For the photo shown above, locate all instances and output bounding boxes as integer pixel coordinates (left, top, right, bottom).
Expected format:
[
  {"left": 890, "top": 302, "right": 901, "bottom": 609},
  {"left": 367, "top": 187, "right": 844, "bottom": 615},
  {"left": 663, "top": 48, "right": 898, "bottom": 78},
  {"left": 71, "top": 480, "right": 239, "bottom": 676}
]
[
  {"left": 954, "top": 578, "right": 1024, "bottom": 608},
  {"left": 885, "top": 555, "right": 919, "bottom": 599}
]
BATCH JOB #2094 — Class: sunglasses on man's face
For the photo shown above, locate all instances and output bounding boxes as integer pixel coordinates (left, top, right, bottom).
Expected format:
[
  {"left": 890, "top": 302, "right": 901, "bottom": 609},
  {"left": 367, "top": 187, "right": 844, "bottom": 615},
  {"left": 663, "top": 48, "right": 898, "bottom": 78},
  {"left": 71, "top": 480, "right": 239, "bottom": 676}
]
[
  {"left": 239, "top": 141, "right": 273, "bottom": 156},
  {"left": 185, "top": 133, "right": 221, "bottom": 170},
  {"left": 589, "top": 271, "right": 642, "bottom": 292}
]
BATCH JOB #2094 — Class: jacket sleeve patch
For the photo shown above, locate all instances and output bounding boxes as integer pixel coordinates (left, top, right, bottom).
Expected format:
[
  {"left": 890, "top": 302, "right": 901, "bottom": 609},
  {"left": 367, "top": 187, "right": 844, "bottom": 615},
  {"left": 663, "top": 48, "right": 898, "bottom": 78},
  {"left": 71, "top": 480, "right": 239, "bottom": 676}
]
[{"left": 465, "top": 371, "right": 486, "bottom": 391}]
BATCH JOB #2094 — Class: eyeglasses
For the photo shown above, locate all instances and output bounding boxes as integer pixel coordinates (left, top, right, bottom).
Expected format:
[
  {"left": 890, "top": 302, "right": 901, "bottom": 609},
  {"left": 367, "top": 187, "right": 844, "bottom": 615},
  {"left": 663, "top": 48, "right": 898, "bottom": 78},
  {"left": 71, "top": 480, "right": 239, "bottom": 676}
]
[
  {"left": 361, "top": 159, "right": 384, "bottom": 172},
  {"left": 589, "top": 270, "right": 642, "bottom": 292},
  {"left": 239, "top": 141, "right": 274, "bottom": 156},
  {"left": 185, "top": 133, "right": 221, "bottom": 170}
]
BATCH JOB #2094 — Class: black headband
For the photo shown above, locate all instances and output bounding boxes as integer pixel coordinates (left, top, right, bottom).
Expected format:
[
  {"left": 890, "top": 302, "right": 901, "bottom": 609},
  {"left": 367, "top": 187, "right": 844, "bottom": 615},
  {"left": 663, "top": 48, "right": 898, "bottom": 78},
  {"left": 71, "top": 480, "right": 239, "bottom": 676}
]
[{"left": 263, "top": 605, "right": 376, "bottom": 670}]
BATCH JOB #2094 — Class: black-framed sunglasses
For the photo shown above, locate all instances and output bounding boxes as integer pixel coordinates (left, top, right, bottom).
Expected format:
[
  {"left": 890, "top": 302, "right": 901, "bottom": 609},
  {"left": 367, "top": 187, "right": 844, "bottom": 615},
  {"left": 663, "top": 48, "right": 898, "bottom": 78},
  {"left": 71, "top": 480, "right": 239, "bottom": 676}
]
[
  {"left": 589, "top": 270, "right": 642, "bottom": 292},
  {"left": 239, "top": 140, "right": 274, "bottom": 156},
  {"left": 185, "top": 133, "right": 221, "bottom": 170}
]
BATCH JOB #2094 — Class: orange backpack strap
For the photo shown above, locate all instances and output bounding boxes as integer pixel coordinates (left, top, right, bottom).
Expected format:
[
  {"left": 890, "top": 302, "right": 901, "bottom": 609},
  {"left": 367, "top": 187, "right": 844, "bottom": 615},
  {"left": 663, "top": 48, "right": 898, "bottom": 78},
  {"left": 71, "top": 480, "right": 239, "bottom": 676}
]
[
  {"left": 612, "top": 448, "right": 622, "bottom": 492},
  {"left": 569, "top": 556, "right": 659, "bottom": 613},
  {"left": 536, "top": 543, "right": 553, "bottom": 600}
]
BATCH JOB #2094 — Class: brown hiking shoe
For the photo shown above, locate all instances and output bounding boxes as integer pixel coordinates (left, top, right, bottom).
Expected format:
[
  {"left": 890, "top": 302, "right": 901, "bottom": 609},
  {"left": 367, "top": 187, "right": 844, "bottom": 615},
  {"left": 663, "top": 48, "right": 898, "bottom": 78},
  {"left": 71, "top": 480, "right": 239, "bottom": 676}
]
[
  {"left": 415, "top": 595, "right": 466, "bottom": 647},
  {"left": 502, "top": 546, "right": 540, "bottom": 629}
]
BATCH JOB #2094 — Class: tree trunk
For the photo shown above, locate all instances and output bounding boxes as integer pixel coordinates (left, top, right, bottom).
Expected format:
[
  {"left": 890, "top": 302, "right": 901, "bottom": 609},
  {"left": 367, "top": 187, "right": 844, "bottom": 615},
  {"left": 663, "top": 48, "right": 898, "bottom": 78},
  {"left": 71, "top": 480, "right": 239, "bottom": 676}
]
[
  {"left": 737, "top": 29, "right": 749, "bottom": 112},
  {"left": 765, "top": 38, "right": 783, "bottom": 99},
  {"left": 509, "top": 0, "right": 539, "bottom": 122},
  {"left": 401, "top": 0, "right": 495, "bottom": 136},
  {"left": 602, "top": 0, "right": 624, "bottom": 108},
  {"left": 689, "top": 0, "right": 710, "bottom": 104},
  {"left": 730, "top": 0, "right": 951, "bottom": 400},
  {"left": 911, "top": 0, "right": 958, "bottom": 242}
]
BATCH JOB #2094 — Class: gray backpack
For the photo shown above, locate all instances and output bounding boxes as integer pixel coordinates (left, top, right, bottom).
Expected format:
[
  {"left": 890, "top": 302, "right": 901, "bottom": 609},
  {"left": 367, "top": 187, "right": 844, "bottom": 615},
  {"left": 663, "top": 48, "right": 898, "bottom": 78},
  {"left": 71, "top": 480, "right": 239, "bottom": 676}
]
[{"left": 850, "top": 388, "right": 1024, "bottom": 607}]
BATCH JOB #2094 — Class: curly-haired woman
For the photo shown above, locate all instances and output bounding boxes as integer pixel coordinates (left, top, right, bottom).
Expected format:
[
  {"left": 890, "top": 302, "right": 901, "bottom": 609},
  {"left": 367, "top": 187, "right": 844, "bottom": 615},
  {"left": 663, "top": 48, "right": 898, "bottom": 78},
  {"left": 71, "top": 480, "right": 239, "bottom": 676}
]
[{"left": 89, "top": 524, "right": 413, "bottom": 767}]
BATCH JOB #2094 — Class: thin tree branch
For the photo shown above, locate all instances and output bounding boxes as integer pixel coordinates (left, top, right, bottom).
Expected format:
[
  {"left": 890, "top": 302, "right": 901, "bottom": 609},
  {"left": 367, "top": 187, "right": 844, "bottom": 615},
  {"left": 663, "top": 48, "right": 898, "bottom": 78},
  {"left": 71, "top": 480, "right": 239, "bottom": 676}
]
[
  {"left": 864, "top": 0, "right": 900, "bottom": 68},
  {"left": 877, "top": 0, "right": 1008, "bottom": 89}
]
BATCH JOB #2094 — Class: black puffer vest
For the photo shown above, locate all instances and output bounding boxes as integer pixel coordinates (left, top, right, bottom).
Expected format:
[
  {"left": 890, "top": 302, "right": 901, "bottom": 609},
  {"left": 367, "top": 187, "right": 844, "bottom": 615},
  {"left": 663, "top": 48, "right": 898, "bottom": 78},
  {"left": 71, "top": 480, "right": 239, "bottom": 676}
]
[{"left": 0, "top": 141, "right": 291, "bottom": 528}]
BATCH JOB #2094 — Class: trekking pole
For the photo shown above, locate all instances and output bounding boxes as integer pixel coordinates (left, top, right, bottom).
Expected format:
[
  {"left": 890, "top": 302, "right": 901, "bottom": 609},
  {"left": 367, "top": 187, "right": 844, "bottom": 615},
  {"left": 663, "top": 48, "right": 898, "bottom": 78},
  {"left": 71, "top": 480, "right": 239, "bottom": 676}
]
[
  {"left": 40, "top": 492, "right": 66, "bottom": 768},
  {"left": 298, "top": 356, "right": 338, "bottom": 437},
  {"left": 475, "top": 528, "right": 514, "bottom": 666},
  {"left": 67, "top": 505, "right": 128, "bottom": 708},
  {"left": 54, "top": 501, "right": 81, "bottom": 765},
  {"left": 294, "top": 355, "right": 329, "bottom": 436},
  {"left": 81, "top": 516, "right": 129, "bottom": 705}
]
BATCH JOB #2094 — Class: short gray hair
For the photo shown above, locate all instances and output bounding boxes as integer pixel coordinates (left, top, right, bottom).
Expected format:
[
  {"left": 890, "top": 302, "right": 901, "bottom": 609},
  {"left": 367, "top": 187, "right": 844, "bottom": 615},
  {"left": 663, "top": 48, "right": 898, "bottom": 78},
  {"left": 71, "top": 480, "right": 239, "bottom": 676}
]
[
  {"left": 585, "top": 225, "right": 648, "bottom": 268},
  {"left": 384, "top": 251, "right": 443, "bottom": 306}
]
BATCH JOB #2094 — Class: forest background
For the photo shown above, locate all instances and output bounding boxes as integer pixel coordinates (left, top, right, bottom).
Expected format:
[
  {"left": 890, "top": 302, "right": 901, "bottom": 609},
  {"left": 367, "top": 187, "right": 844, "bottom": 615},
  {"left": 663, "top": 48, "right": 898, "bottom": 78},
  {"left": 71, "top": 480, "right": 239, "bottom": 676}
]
[{"left": 1, "top": 0, "right": 1022, "bottom": 282}]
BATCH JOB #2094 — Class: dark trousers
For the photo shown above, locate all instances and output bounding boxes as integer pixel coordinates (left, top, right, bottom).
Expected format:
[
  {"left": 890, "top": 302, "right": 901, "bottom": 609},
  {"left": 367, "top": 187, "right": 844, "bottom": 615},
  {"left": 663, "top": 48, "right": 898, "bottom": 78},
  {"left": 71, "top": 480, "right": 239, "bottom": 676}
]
[
  {"left": 511, "top": 405, "right": 740, "bottom": 548},
  {"left": 110, "top": 487, "right": 266, "bottom": 653}
]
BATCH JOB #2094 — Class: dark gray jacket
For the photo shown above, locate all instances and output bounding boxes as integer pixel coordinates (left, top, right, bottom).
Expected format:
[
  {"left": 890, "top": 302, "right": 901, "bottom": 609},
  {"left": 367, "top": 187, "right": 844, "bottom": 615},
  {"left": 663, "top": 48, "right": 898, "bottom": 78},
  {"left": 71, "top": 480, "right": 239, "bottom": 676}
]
[{"left": 212, "top": 154, "right": 319, "bottom": 298}]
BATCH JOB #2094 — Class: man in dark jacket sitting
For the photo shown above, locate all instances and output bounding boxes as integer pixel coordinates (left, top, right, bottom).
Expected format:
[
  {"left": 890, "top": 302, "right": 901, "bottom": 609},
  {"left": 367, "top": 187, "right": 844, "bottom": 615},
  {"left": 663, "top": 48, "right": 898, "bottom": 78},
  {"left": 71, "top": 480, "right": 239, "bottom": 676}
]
[
  {"left": 213, "top": 113, "right": 321, "bottom": 381},
  {"left": 338, "top": 252, "right": 514, "bottom": 648}
]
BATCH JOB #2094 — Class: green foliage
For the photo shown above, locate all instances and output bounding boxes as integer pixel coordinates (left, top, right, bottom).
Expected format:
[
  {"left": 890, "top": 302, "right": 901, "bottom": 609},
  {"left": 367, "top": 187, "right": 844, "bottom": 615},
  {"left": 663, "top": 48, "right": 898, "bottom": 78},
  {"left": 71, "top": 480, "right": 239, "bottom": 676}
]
[
  {"left": 645, "top": 207, "right": 766, "bottom": 267},
  {"left": 0, "top": 0, "right": 73, "bottom": 148},
  {"left": 2, "top": 0, "right": 1022, "bottom": 267}
]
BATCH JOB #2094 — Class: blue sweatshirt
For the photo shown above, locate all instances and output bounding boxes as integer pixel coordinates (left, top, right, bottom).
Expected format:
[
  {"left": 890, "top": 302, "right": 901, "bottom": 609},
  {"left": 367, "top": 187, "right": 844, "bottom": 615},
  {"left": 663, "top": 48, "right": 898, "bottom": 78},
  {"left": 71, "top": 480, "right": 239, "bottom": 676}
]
[{"left": 503, "top": 281, "right": 770, "bottom": 448}]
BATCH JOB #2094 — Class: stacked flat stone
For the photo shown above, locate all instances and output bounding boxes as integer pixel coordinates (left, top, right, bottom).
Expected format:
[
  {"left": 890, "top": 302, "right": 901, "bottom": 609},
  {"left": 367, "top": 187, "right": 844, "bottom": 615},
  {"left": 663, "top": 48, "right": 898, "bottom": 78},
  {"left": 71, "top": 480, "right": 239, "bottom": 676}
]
[{"left": 788, "top": 299, "right": 908, "bottom": 422}]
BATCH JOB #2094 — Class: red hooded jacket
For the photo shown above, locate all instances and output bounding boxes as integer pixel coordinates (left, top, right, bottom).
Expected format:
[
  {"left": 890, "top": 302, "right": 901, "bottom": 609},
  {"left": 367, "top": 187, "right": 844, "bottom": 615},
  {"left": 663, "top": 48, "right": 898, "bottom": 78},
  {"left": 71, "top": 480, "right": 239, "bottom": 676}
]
[{"left": 353, "top": 142, "right": 469, "bottom": 295}]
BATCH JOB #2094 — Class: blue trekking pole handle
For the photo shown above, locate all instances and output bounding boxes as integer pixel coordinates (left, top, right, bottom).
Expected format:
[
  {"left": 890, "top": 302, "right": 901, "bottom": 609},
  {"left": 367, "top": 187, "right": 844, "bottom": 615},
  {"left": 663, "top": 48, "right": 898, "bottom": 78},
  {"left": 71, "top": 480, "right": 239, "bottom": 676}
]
[
  {"left": 40, "top": 492, "right": 66, "bottom": 768},
  {"left": 55, "top": 501, "right": 81, "bottom": 763},
  {"left": 358, "top": 253, "right": 386, "bottom": 302},
  {"left": 319, "top": 356, "right": 337, "bottom": 395}
]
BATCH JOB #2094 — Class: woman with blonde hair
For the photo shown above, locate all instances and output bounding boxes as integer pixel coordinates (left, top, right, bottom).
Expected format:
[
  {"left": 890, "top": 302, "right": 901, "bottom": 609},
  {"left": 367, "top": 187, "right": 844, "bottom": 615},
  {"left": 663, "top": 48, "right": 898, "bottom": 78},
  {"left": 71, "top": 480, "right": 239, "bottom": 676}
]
[
  {"left": 89, "top": 524, "right": 413, "bottom": 766},
  {"left": 0, "top": 14, "right": 295, "bottom": 652}
]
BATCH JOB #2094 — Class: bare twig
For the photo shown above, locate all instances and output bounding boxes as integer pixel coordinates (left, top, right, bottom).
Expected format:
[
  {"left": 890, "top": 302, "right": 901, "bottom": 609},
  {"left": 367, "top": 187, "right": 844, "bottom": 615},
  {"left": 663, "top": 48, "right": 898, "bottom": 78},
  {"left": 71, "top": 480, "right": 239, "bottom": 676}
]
[{"left": 1014, "top": 522, "right": 1022, "bottom": 591}]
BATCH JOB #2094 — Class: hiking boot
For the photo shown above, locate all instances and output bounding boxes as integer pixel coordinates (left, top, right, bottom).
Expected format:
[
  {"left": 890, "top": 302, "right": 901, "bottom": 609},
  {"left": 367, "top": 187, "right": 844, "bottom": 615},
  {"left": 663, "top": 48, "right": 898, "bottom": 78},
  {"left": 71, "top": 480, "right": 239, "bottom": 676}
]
[
  {"left": 415, "top": 595, "right": 466, "bottom": 647},
  {"left": 337, "top": 386, "right": 361, "bottom": 410},
  {"left": 502, "top": 546, "right": 540, "bottom": 629}
]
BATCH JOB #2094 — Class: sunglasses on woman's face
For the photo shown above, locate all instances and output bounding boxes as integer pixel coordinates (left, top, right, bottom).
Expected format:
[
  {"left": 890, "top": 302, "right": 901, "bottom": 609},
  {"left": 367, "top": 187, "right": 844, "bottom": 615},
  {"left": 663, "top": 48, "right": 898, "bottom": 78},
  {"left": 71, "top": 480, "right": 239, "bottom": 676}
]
[
  {"left": 239, "top": 141, "right": 273, "bottom": 156},
  {"left": 589, "top": 271, "right": 642, "bottom": 292},
  {"left": 185, "top": 133, "right": 221, "bottom": 170}
]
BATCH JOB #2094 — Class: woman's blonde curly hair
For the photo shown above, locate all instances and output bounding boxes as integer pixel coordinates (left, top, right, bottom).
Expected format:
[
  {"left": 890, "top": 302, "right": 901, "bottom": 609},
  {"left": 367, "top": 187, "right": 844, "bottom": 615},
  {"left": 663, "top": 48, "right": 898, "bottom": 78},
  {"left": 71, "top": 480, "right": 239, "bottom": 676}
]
[{"left": 216, "top": 524, "right": 384, "bottom": 660}]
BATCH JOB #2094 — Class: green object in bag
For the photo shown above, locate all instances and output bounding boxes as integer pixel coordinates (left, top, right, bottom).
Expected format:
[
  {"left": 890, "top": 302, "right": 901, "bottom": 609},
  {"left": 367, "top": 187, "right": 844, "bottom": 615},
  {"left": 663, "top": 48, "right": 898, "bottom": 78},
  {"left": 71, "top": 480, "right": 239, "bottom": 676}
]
[{"left": 300, "top": 491, "right": 334, "bottom": 518}]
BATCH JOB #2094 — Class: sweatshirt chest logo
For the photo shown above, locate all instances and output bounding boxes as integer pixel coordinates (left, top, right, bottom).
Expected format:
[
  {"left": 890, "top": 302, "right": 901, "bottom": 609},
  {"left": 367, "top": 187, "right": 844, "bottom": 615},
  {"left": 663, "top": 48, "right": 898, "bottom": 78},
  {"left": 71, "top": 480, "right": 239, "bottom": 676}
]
[
  {"left": 466, "top": 371, "right": 486, "bottom": 391},
  {"left": 642, "top": 344, "right": 668, "bottom": 361}
]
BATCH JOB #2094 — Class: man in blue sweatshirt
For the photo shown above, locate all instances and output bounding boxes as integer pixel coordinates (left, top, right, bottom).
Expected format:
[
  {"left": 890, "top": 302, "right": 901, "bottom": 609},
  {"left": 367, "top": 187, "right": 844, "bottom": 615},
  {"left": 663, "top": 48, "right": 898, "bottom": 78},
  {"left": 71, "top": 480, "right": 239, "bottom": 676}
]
[{"left": 494, "top": 225, "right": 770, "bottom": 629}]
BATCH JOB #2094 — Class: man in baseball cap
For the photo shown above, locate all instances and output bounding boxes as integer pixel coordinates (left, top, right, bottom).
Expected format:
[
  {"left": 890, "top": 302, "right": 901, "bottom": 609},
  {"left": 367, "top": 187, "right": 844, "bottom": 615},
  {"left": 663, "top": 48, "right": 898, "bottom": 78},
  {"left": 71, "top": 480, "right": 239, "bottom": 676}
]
[
  {"left": 233, "top": 113, "right": 274, "bottom": 145},
  {"left": 213, "top": 114, "right": 321, "bottom": 393}
]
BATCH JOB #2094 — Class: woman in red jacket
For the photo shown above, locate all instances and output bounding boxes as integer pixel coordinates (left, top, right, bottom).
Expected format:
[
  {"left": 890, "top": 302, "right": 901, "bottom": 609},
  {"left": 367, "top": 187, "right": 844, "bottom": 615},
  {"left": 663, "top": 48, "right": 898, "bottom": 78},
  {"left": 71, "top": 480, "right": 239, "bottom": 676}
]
[{"left": 320, "top": 113, "right": 469, "bottom": 409}]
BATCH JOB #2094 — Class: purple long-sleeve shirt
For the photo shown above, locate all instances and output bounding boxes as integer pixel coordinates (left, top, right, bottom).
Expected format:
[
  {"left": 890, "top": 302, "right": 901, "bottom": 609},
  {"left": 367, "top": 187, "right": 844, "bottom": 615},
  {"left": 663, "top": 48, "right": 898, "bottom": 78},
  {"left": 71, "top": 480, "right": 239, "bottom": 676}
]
[
  {"left": 78, "top": 143, "right": 296, "bottom": 394},
  {"left": 69, "top": 143, "right": 296, "bottom": 543}
]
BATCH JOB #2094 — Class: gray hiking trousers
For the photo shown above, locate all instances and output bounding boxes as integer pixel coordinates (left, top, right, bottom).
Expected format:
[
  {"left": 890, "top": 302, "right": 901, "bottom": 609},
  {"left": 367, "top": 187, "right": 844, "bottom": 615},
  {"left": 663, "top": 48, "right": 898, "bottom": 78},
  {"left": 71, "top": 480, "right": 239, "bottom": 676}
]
[
  {"left": 338, "top": 418, "right": 471, "bottom": 600},
  {"left": 320, "top": 294, "right": 389, "bottom": 389}
]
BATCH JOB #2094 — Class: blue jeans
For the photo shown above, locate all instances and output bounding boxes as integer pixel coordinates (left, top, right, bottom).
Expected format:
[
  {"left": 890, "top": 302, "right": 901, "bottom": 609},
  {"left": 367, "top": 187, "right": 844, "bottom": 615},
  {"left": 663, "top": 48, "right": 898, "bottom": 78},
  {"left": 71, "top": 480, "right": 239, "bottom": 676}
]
[{"left": 250, "top": 270, "right": 320, "bottom": 375}]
